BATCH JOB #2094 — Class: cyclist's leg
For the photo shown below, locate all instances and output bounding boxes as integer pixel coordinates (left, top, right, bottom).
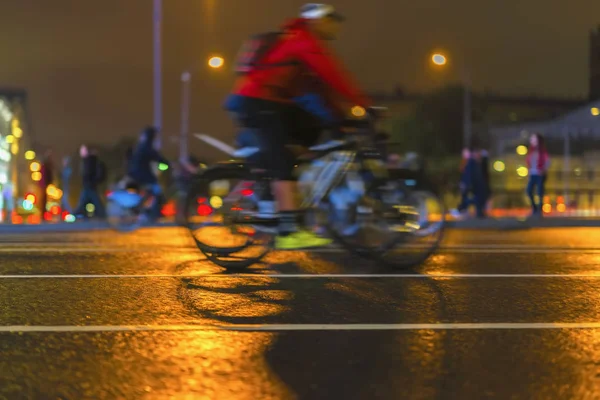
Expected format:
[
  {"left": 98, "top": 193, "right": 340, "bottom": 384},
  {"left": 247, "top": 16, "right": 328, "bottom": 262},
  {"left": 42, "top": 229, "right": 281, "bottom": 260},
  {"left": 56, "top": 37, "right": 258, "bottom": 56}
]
[
  {"left": 252, "top": 101, "right": 331, "bottom": 248},
  {"left": 253, "top": 103, "right": 297, "bottom": 232}
]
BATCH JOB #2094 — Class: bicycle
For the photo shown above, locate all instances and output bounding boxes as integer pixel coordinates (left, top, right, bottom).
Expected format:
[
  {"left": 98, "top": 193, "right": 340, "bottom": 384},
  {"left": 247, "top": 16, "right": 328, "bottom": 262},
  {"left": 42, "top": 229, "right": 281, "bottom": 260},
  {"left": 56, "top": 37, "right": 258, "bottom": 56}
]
[{"left": 184, "top": 110, "right": 445, "bottom": 270}]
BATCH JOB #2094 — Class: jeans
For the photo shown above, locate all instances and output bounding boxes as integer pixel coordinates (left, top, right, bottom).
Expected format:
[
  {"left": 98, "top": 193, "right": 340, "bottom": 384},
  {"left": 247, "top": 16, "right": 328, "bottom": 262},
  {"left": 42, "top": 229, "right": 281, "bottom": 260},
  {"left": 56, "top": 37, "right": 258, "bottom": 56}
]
[
  {"left": 61, "top": 189, "right": 72, "bottom": 214},
  {"left": 75, "top": 185, "right": 106, "bottom": 218},
  {"left": 142, "top": 183, "right": 163, "bottom": 220},
  {"left": 526, "top": 175, "right": 545, "bottom": 213},
  {"left": 458, "top": 189, "right": 486, "bottom": 218}
]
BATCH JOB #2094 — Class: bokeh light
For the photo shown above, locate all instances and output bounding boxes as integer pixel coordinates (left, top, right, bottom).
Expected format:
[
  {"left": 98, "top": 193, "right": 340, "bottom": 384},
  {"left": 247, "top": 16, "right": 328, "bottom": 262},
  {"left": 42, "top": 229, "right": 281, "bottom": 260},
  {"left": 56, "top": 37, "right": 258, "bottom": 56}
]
[
  {"left": 516, "top": 145, "right": 528, "bottom": 156},
  {"left": 517, "top": 166, "right": 529, "bottom": 177},
  {"left": 209, "top": 196, "right": 223, "bottom": 209},
  {"left": 351, "top": 106, "right": 366, "bottom": 117}
]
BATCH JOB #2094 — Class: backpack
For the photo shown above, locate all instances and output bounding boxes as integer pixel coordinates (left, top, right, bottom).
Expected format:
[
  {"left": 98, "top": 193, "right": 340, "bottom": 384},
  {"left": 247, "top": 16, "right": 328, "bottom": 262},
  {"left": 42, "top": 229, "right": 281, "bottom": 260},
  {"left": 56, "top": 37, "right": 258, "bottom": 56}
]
[
  {"left": 234, "top": 32, "right": 292, "bottom": 75},
  {"left": 95, "top": 159, "right": 107, "bottom": 183}
]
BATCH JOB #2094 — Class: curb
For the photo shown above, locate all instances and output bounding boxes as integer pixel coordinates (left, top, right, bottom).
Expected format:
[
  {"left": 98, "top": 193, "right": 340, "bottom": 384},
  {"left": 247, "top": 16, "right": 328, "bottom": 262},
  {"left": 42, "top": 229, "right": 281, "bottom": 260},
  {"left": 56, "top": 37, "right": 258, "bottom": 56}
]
[
  {"left": 0, "top": 219, "right": 598, "bottom": 234},
  {"left": 0, "top": 222, "right": 179, "bottom": 234},
  {"left": 448, "top": 218, "right": 600, "bottom": 230}
]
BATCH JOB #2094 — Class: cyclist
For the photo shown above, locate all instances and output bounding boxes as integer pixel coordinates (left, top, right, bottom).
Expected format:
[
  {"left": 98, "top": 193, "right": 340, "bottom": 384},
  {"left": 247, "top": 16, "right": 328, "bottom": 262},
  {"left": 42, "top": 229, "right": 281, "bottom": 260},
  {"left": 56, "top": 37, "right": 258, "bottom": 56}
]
[
  {"left": 228, "top": 3, "right": 371, "bottom": 249},
  {"left": 127, "top": 126, "right": 170, "bottom": 220}
]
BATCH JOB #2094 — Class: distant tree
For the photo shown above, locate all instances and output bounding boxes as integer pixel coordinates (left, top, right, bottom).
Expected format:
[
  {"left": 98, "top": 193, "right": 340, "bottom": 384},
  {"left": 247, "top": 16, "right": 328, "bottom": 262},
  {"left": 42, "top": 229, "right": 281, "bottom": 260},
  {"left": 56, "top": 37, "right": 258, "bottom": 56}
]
[{"left": 391, "top": 85, "right": 486, "bottom": 157}]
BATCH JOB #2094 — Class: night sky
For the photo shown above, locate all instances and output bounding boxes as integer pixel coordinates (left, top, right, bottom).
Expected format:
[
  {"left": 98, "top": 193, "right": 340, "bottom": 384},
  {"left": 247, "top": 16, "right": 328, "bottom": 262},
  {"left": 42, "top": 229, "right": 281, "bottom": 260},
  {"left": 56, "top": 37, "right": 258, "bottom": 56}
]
[{"left": 1, "top": 0, "right": 599, "bottom": 159}]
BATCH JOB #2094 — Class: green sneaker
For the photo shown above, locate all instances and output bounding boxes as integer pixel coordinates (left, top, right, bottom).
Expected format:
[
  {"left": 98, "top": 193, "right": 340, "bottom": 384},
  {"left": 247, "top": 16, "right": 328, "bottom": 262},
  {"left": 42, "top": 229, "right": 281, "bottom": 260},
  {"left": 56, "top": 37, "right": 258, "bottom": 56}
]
[{"left": 275, "top": 230, "right": 332, "bottom": 250}]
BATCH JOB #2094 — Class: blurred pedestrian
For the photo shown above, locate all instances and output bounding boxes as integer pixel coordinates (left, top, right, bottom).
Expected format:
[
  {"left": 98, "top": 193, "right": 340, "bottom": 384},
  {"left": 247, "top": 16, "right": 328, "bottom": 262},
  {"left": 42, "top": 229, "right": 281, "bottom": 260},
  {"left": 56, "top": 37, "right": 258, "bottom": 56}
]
[
  {"left": 479, "top": 148, "right": 491, "bottom": 212},
  {"left": 452, "top": 147, "right": 486, "bottom": 218},
  {"left": 452, "top": 148, "right": 471, "bottom": 217},
  {"left": 526, "top": 133, "right": 550, "bottom": 216},
  {"left": 74, "top": 145, "right": 106, "bottom": 219},
  {"left": 61, "top": 156, "right": 73, "bottom": 214},
  {"left": 39, "top": 149, "right": 54, "bottom": 219},
  {"left": 2, "top": 182, "right": 14, "bottom": 224}
]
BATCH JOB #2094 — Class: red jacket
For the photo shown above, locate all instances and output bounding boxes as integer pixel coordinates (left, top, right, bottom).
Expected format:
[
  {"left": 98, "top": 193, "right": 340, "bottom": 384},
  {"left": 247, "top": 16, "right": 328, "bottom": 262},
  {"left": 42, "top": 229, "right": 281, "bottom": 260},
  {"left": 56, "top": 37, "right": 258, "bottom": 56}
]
[
  {"left": 233, "top": 19, "right": 370, "bottom": 108},
  {"left": 526, "top": 146, "right": 549, "bottom": 173}
]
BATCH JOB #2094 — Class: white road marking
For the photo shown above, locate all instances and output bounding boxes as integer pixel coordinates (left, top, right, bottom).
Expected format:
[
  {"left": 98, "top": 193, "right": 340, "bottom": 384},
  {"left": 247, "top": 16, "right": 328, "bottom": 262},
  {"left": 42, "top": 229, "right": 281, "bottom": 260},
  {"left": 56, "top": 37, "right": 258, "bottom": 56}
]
[
  {"left": 1, "top": 273, "right": 600, "bottom": 279},
  {"left": 2, "top": 322, "right": 600, "bottom": 333}
]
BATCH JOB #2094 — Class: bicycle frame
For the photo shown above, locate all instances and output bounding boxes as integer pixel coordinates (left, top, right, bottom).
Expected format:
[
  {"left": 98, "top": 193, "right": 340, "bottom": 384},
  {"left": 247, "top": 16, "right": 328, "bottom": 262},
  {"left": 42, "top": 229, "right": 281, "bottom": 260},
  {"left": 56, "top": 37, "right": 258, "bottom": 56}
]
[{"left": 300, "top": 150, "right": 358, "bottom": 208}]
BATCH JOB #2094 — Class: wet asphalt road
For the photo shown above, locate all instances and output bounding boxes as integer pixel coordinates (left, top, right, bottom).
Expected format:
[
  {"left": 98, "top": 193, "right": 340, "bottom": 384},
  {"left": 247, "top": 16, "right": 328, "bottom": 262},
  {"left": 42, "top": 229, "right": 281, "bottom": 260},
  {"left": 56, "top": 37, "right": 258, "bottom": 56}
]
[{"left": 2, "top": 227, "right": 600, "bottom": 399}]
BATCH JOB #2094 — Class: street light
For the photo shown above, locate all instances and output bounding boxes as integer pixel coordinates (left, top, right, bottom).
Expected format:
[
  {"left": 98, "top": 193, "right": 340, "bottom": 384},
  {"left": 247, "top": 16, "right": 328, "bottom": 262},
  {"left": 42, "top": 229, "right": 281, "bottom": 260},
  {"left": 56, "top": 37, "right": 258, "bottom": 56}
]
[
  {"left": 430, "top": 51, "right": 472, "bottom": 148},
  {"left": 431, "top": 53, "right": 447, "bottom": 66},
  {"left": 208, "top": 56, "right": 225, "bottom": 69},
  {"left": 153, "top": 0, "right": 162, "bottom": 134}
]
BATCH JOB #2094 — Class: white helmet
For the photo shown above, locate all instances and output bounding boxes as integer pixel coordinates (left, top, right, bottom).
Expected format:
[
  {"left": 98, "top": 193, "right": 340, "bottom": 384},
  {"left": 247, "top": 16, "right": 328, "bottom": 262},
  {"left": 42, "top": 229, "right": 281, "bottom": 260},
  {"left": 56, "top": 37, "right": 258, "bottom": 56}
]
[{"left": 300, "top": 4, "right": 344, "bottom": 21}]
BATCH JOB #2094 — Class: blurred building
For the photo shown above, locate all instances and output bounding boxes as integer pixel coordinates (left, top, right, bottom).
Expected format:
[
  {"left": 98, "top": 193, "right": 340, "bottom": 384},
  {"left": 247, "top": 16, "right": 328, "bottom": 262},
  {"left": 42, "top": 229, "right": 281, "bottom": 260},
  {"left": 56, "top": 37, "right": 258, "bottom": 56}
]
[
  {"left": 0, "top": 88, "right": 35, "bottom": 221},
  {"left": 590, "top": 25, "right": 600, "bottom": 101},
  {"left": 372, "top": 90, "right": 584, "bottom": 128}
]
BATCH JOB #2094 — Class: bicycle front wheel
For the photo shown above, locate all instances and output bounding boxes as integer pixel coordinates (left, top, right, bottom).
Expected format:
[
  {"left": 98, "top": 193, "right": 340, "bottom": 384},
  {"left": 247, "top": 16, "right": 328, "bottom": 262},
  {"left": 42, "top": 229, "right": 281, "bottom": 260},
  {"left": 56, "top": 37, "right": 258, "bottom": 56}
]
[
  {"left": 378, "top": 189, "right": 445, "bottom": 268},
  {"left": 326, "top": 180, "right": 445, "bottom": 269}
]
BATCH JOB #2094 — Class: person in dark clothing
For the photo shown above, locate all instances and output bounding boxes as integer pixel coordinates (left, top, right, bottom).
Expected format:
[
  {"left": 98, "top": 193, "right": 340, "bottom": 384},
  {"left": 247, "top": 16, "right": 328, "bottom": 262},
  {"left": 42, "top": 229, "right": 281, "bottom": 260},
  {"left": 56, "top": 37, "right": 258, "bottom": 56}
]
[
  {"left": 127, "top": 127, "right": 169, "bottom": 220},
  {"left": 479, "top": 149, "right": 491, "bottom": 212},
  {"left": 453, "top": 147, "right": 486, "bottom": 218},
  {"left": 125, "top": 147, "right": 133, "bottom": 171},
  {"left": 61, "top": 156, "right": 73, "bottom": 214},
  {"left": 74, "top": 145, "right": 106, "bottom": 218},
  {"left": 39, "top": 149, "right": 54, "bottom": 219}
]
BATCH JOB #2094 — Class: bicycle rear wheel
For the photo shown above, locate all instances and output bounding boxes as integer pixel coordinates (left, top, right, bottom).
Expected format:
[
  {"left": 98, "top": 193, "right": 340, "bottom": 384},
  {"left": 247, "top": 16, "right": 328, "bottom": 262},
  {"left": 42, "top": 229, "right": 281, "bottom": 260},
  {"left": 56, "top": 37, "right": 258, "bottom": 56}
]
[
  {"left": 326, "top": 179, "right": 445, "bottom": 269},
  {"left": 184, "top": 166, "right": 275, "bottom": 269}
]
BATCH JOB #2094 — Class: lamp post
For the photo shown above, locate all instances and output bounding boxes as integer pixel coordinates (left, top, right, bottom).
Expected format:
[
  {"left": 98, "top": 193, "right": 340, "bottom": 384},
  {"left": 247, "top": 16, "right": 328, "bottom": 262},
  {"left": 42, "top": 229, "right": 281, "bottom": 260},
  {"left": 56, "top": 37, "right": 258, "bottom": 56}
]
[
  {"left": 431, "top": 52, "right": 473, "bottom": 148},
  {"left": 153, "top": 0, "right": 162, "bottom": 146},
  {"left": 178, "top": 56, "right": 224, "bottom": 162}
]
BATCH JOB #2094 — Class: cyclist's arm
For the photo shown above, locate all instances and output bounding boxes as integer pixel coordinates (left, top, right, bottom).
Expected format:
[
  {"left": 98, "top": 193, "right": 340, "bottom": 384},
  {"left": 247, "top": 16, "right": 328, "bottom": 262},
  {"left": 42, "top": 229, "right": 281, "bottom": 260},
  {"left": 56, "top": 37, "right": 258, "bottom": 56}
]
[{"left": 294, "top": 35, "right": 371, "bottom": 108}]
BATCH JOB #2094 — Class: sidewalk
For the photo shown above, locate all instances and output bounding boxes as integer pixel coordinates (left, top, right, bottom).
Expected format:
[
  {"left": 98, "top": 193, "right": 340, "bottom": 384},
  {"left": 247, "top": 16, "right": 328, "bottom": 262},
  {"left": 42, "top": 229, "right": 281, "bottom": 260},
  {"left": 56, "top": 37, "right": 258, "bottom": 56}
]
[
  {"left": 0, "top": 217, "right": 599, "bottom": 233},
  {"left": 448, "top": 217, "right": 600, "bottom": 230},
  {"left": 0, "top": 220, "right": 179, "bottom": 234}
]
